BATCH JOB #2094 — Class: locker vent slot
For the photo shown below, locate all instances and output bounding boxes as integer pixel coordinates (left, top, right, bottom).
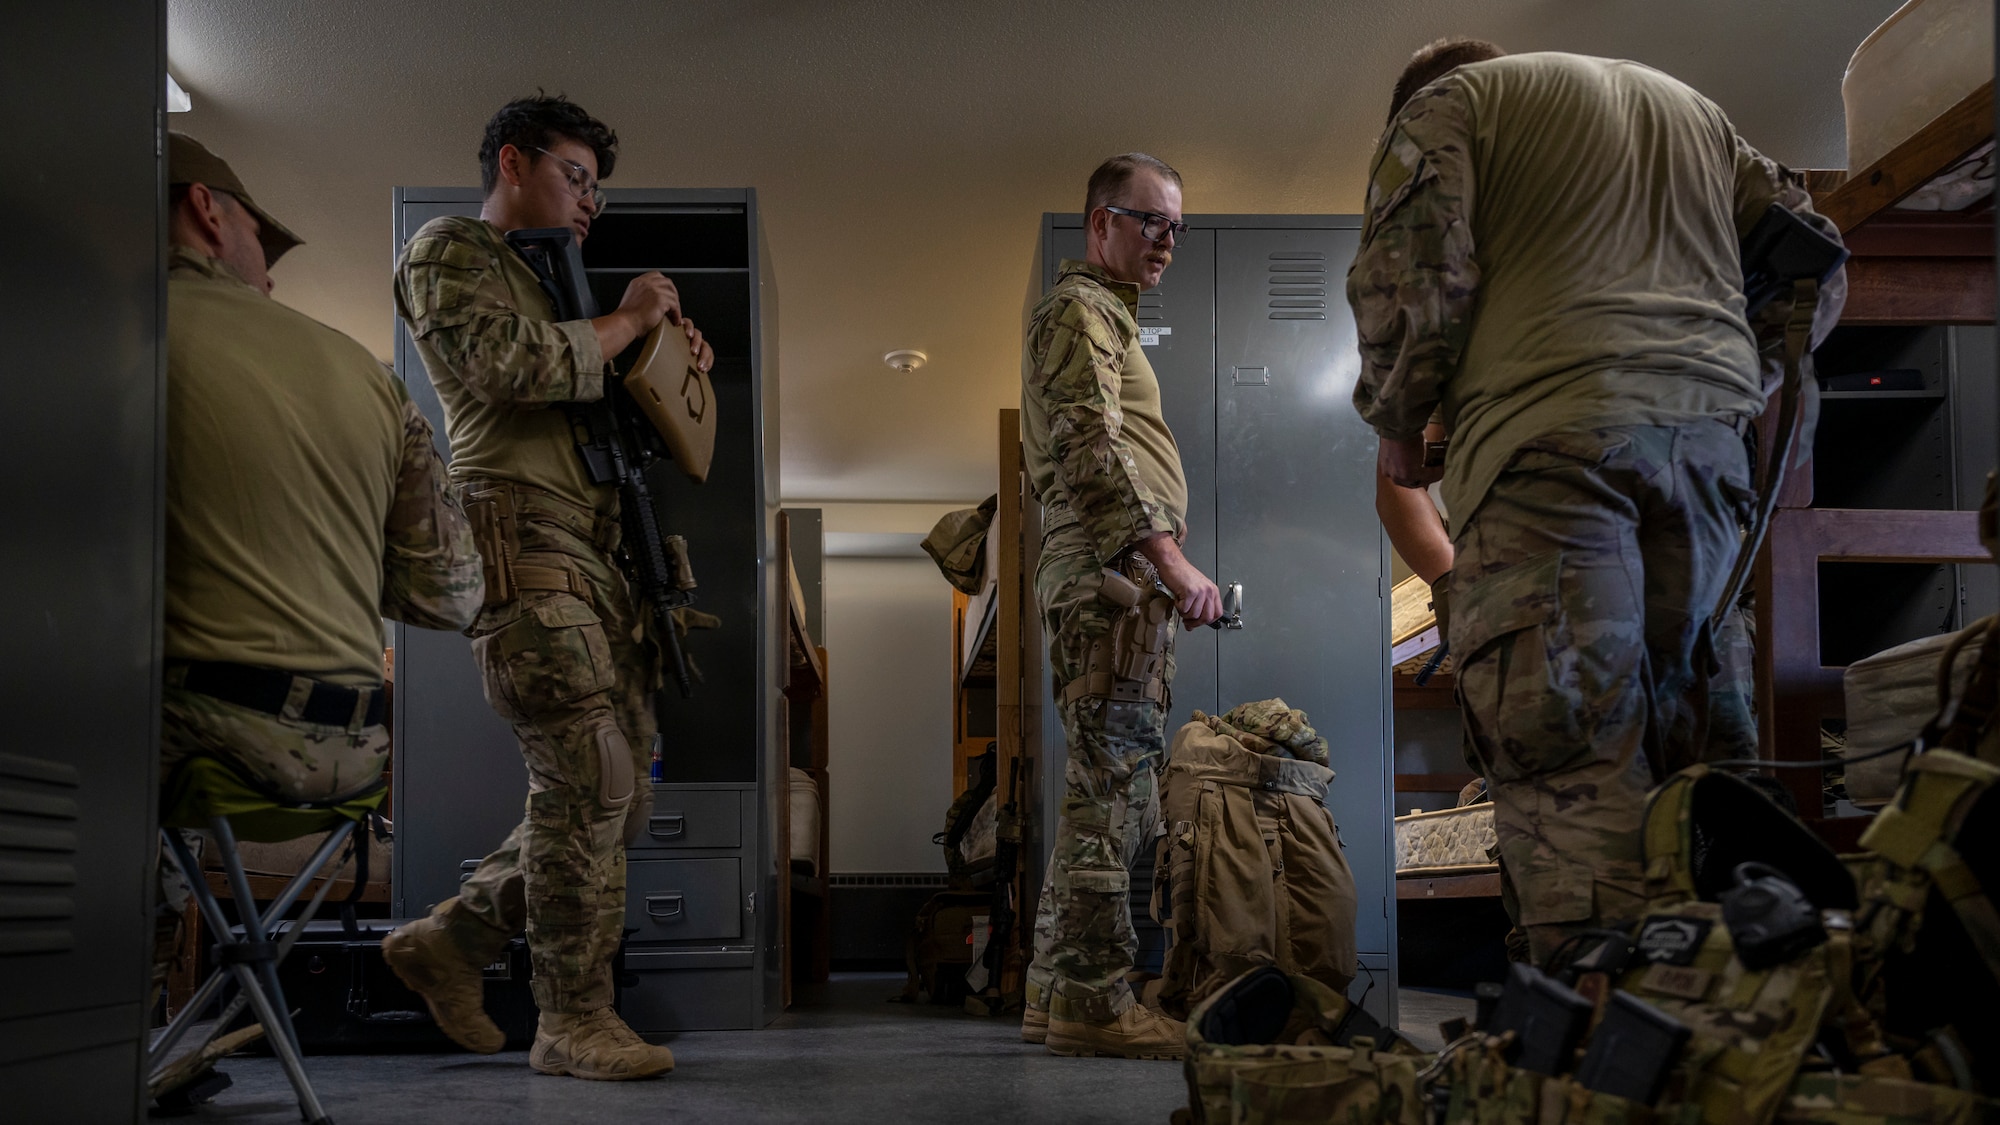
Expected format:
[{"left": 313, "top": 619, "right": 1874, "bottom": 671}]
[
  {"left": 1267, "top": 251, "right": 1328, "bottom": 320},
  {"left": 1138, "top": 286, "right": 1166, "bottom": 323},
  {"left": 0, "top": 752, "right": 80, "bottom": 956}
]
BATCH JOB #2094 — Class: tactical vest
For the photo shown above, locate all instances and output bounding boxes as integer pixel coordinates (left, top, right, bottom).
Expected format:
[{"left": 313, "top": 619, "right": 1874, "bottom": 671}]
[
  {"left": 1152, "top": 718, "right": 1358, "bottom": 1019},
  {"left": 1430, "top": 764, "right": 2000, "bottom": 1125},
  {"left": 1175, "top": 966, "right": 1422, "bottom": 1125}
]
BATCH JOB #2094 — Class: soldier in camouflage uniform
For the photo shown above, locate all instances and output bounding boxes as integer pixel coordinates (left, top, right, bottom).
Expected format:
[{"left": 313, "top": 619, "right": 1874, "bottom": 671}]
[
  {"left": 383, "top": 95, "right": 713, "bottom": 1081},
  {"left": 1019, "top": 153, "right": 1223, "bottom": 1060},
  {"left": 156, "top": 133, "right": 483, "bottom": 998},
  {"left": 1346, "top": 42, "right": 1846, "bottom": 962}
]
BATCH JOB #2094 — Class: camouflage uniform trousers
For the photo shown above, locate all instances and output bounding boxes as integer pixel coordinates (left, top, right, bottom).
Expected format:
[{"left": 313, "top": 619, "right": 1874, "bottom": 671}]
[
  {"left": 1448, "top": 420, "right": 1754, "bottom": 964},
  {"left": 433, "top": 504, "right": 661, "bottom": 1014},
  {"left": 1024, "top": 519, "right": 1171, "bottom": 1023},
  {"left": 153, "top": 681, "right": 391, "bottom": 986}
]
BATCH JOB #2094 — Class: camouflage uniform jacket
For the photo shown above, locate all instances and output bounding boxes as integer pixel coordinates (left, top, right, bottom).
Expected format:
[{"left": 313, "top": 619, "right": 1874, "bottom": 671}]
[
  {"left": 166, "top": 247, "right": 481, "bottom": 684},
  {"left": 394, "top": 215, "right": 616, "bottom": 519},
  {"left": 1346, "top": 52, "right": 1845, "bottom": 536},
  {"left": 1023, "top": 259, "right": 1189, "bottom": 560}
]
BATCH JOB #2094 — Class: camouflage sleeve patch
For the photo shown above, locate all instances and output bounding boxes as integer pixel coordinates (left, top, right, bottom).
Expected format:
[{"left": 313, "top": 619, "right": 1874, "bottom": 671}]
[
  {"left": 394, "top": 224, "right": 608, "bottom": 408},
  {"left": 1026, "top": 291, "right": 1168, "bottom": 558},
  {"left": 1346, "top": 83, "right": 1480, "bottom": 442},
  {"left": 380, "top": 387, "right": 484, "bottom": 630}
]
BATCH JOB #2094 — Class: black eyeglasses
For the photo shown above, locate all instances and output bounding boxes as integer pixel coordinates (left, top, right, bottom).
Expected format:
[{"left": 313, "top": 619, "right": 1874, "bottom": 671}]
[
  {"left": 531, "top": 146, "right": 606, "bottom": 213},
  {"left": 1103, "top": 205, "right": 1188, "bottom": 243}
]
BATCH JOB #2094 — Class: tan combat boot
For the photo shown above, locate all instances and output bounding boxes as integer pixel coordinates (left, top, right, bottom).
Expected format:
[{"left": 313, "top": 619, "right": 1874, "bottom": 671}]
[
  {"left": 1020, "top": 1005, "right": 1049, "bottom": 1044},
  {"left": 530, "top": 1007, "right": 675, "bottom": 1080},
  {"left": 381, "top": 916, "right": 505, "bottom": 1054},
  {"left": 1045, "top": 1004, "right": 1187, "bottom": 1060}
]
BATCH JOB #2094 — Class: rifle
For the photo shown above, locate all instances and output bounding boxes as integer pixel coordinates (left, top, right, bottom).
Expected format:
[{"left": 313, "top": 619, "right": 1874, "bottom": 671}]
[
  {"left": 985, "top": 752, "right": 1026, "bottom": 999},
  {"left": 504, "top": 227, "right": 701, "bottom": 697}
]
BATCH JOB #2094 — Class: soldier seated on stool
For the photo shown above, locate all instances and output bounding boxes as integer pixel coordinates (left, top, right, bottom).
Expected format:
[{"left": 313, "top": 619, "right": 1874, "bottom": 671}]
[{"left": 154, "top": 132, "right": 482, "bottom": 1059}]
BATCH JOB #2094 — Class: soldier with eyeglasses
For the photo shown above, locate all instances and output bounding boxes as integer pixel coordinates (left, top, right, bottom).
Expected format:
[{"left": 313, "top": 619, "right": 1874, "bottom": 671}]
[
  {"left": 1018, "top": 152, "right": 1221, "bottom": 1060},
  {"left": 385, "top": 93, "right": 713, "bottom": 1082}
]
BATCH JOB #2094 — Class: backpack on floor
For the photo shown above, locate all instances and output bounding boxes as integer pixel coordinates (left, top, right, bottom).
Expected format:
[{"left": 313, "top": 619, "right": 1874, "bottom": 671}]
[{"left": 1152, "top": 709, "right": 1359, "bottom": 1019}]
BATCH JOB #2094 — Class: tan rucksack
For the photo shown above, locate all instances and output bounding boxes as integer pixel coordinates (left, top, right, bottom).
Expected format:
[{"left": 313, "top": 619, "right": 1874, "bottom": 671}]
[{"left": 1152, "top": 706, "right": 1359, "bottom": 1019}]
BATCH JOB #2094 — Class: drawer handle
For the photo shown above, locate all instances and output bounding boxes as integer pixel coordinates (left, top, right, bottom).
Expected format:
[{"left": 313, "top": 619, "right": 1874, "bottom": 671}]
[
  {"left": 646, "top": 893, "right": 686, "bottom": 920},
  {"left": 648, "top": 814, "right": 686, "bottom": 839}
]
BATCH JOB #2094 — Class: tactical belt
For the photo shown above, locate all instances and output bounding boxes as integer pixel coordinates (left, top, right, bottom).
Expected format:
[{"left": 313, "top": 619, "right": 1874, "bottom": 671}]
[
  {"left": 1060, "top": 671, "right": 1165, "bottom": 706},
  {"left": 171, "top": 660, "right": 384, "bottom": 729},
  {"left": 461, "top": 478, "right": 621, "bottom": 554},
  {"left": 512, "top": 560, "right": 591, "bottom": 596}
]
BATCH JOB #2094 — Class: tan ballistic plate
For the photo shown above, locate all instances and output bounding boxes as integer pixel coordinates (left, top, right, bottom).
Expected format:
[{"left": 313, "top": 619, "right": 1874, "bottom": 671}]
[{"left": 625, "top": 319, "right": 717, "bottom": 483}]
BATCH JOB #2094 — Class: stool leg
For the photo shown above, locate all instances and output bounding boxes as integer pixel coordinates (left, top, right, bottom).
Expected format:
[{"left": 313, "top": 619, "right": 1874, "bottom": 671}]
[
  {"left": 231, "top": 961, "right": 334, "bottom": 1125},
  {"left": 150, "top": 830, "right": 242, "bottom": 1071},
  {"left": 210, "top": 816, "right": 308, "bottom": 1064}
]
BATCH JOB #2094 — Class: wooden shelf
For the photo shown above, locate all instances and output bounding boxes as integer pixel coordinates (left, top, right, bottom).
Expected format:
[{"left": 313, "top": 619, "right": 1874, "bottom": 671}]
[
  {"left": 1396, "top": 870, "right": 1501, "bottom": 900},
  {"left": 1392, "top": 670, "right": 1457, "bottom": 710}
]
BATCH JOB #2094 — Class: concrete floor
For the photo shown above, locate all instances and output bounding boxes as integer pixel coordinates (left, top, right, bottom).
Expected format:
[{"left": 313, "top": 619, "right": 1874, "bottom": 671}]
[{"left": 171, "top": 976, "right": 1473, "bottom": 1125}]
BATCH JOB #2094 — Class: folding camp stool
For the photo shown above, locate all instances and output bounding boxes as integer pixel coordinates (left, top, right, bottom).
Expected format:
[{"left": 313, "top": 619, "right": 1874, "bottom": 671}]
[{"left": 149, "top": 756, "right": 385, "bottom": 1125}]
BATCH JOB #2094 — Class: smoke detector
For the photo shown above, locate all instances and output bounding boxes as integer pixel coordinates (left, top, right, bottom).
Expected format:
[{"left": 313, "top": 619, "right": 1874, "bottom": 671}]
[{"left": 883, "top": 349, "right": 928, "bottom": 373}]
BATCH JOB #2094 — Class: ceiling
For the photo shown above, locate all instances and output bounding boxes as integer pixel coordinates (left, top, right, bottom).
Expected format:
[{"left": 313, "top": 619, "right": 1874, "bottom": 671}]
[{"left": 168, "top": 0, "right": 1903, "bottom": 505}]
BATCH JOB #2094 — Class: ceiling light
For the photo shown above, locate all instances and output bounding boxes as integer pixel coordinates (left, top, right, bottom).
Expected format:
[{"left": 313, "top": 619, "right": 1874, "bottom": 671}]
[
  {"left": 883, "top": 349, "right": 928, "bottom": 373},
  {"left": 167, "top": 73, "right": 191, "bottom": 113}
]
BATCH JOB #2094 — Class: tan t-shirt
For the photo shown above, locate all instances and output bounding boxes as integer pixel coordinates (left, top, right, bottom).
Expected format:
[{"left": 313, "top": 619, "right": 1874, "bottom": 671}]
[
  {"left": 166, "top": 250, "right": 414, "bottom": 683},
  {"left": 1022, "top": 260, "right": 1189, "bottom": 560},
  {"left": 394, "top": 215, "right": 614, "bottom": 516},
  {"left": 1349, "top": 53, "right": 1840, "bottom": 534}
]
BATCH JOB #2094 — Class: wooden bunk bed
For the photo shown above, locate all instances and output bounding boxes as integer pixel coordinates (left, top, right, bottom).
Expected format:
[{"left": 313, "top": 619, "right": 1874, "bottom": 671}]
[
  {"left": 777, "top": 512, "right": 830, "bottom": 1000},
  {"left": 1760, "top": 81, "right": 1995, "bottom": 844}
]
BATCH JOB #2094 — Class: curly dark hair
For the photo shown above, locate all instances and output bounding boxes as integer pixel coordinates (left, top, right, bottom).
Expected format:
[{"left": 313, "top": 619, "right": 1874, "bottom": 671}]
[
  {"left": 478, "top": 92, "right": 619, "bottom": 196},
  {"left": 1388, "top": 37, "right": 1505, "bottom": 124}
]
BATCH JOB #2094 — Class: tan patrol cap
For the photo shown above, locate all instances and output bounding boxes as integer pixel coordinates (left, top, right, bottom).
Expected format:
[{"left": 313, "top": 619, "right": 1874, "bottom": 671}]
[{"left": 168, "top": 131, "right": 304, "bottom": 266}]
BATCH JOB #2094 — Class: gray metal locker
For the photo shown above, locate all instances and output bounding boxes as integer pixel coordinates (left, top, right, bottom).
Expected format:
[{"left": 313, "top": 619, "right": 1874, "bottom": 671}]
[
  {"left": 1037, "top": 215, "right": 1397, "bottom": 1026},
  {"left": 389, "top": 188, "right": 783, "bottom": 1031}
]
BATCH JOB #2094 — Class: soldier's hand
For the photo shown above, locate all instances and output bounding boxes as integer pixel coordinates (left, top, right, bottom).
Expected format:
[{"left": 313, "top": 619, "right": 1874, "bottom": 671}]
[
  {"left": 679, "top": 317, "right": 716, "bottom": 374},
  {"left": 617, "top": 272, "right": 682, "bottom": 334},
  {"left": 1378, "top": 434, "right": 1442, "bottom": 490},
  {"left": 1141, "top": 532, "right": 1222, "bottom": 629}
]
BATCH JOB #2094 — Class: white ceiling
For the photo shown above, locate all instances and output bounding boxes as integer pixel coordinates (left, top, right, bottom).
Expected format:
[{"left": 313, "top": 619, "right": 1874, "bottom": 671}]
[{"left": 168, "top": 0, "right": 1903, "bottom": 504}]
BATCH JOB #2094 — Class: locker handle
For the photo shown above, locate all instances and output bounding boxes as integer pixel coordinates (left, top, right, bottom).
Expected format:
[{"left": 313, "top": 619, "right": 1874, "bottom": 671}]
[
  {"left": 646, "top": 893, "right": 686, "bottom": 920},
  {"left": 648, "top": 814, "right": 686, "bottom": 839},
  {"left": 1209, "top": 583, "right": 1244, "bottom": 630}
]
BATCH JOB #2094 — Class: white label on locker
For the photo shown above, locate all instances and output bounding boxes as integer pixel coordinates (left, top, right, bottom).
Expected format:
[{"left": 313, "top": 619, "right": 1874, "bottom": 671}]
[{"left": 1138, "top": 327, "right": 1171, "bottom": 347}]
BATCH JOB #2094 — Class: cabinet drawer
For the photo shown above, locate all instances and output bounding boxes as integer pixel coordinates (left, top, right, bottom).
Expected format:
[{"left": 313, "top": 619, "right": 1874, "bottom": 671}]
[
  {"left": 626, "top": 857, "right": 741, "bottom": 943},
  {"left": 630, "top": 787, "right": 741, "bottom": 851}
]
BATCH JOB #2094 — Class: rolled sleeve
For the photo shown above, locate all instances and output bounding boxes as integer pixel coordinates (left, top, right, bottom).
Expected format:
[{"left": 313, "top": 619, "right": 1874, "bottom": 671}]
[
  {"left": 1347, "top": 83, "right": 1480, "bottom": 442},
  {"left": 1027, "top": 296, "right": 1170, "bottom": 557}
]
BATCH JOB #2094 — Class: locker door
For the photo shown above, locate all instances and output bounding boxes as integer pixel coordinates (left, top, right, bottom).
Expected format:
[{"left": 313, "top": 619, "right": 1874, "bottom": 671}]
[
  {"left": 1047, "top": 227, "right": 1218, "bottom": 729},
  {"left": 1213, "top": 227, "right": 1395, "bottom": 1012}
]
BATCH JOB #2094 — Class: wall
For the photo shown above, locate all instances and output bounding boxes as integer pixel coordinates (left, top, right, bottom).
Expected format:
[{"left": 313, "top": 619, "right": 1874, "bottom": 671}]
[
  {"left": 822, "top": 556, "right": 954, "bottom": 873},
  {"left": 166, "top": 0, "right": 1907, "bottom": 505}
]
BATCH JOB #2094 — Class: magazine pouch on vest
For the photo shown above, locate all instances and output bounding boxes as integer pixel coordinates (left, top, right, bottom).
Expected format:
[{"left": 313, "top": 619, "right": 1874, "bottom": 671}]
[{"left": 1853, "top": 749, "right": 2000, "bottom": 1089}]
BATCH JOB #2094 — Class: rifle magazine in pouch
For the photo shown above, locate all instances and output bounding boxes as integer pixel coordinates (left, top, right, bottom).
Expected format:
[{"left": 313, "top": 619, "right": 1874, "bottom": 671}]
[{"left": 464, "top": 485, "right": 518, "bottom": 608}]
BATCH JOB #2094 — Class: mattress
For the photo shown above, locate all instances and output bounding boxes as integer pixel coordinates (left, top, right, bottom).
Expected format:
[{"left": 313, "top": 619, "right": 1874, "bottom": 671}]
[
  {"left": 1843, "top": 0, "right": 1995, "bottom": 211},
  {"left": 1394, "top": 802, "right": 1496, "bottom": 872},
  {"left": 1842, "top": 623, "right": 1985, "bottom": 804}
]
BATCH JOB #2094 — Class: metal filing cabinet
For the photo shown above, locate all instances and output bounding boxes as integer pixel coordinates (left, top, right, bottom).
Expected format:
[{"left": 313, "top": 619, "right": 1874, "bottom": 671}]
[
  {"left": 1034, "top": 215, "right": 1398, "bottom": 1027},
  {"left": 389, "top": 188, "right": 784, "bottom": 1031}
]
